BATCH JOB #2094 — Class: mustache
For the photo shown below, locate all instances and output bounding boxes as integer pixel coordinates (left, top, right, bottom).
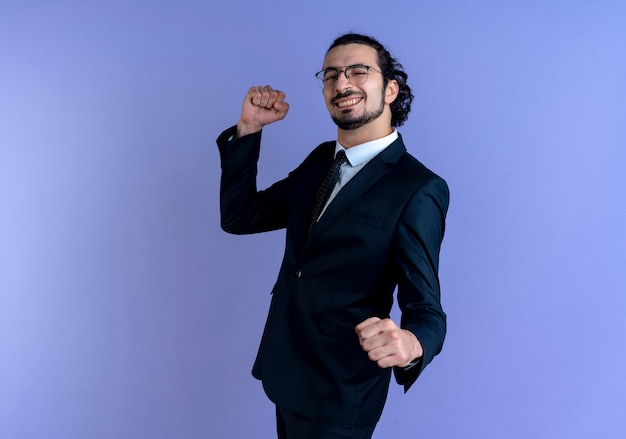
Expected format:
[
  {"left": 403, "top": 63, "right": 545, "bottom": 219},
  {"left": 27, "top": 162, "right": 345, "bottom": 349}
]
[{"left": 331, "top": 90, "right": 364, "bottom": 104}]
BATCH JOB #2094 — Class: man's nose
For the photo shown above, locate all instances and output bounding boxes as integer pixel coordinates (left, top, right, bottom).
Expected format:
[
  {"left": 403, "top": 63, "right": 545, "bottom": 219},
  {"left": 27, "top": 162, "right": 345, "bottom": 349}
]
[{"left": 333, "top": 70, "right": 351, "bottom": 91}]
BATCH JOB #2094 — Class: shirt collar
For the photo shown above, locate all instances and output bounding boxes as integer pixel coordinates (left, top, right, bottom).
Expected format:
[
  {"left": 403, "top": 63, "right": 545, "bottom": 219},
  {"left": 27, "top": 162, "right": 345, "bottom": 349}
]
[{"left": 335, "top": 130, "right": 398, "bottom": 167}]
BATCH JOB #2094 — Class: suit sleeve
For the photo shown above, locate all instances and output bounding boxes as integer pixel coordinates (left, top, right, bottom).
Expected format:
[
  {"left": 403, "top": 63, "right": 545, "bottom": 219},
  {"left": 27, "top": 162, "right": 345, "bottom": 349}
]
[
  {"left": 217, "top": 126, "right": 290, "bottom": 235},
  {"left": 392, "top": 176, "right": 450, "bottom": 391}
]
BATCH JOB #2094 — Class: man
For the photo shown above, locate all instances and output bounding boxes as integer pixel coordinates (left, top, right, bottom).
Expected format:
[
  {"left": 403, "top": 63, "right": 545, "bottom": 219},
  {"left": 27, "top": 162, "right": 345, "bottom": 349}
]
[{"left": 217, "top": 33, "right": 449, "bottom": 439}]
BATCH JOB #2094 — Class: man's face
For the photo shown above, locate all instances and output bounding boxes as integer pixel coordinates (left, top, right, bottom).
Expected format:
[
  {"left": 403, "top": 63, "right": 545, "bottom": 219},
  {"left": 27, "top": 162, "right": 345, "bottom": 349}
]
[{"left": 321, "top": 43, "right": 388, "bottom": 131}]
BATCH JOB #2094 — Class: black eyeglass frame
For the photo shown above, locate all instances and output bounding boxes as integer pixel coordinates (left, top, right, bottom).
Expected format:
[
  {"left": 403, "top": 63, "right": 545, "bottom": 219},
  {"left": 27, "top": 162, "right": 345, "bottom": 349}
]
[{"left": 314, "top": 64, "right": 382, "bottom": 89}]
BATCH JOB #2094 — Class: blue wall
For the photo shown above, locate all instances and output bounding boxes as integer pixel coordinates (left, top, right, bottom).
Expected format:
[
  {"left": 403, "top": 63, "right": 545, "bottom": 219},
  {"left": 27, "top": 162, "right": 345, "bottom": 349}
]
[{"left": 1, "top": 1, "right": 625, "bottom": 437}]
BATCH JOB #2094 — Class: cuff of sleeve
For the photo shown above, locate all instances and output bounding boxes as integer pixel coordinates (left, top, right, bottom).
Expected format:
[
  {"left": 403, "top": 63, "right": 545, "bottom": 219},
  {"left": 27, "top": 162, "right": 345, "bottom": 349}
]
[
  {"left": 404, "top": 357, "right": 422, "bottom": 371},
  {"left": 217, "top": 125, "right": 238, "bottom": 145}
]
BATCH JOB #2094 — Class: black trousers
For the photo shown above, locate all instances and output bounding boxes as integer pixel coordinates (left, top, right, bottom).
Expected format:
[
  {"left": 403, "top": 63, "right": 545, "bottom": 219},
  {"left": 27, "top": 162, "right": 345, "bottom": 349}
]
[{"left": 275, "top": 406, "right": 376, "bottom": 439}]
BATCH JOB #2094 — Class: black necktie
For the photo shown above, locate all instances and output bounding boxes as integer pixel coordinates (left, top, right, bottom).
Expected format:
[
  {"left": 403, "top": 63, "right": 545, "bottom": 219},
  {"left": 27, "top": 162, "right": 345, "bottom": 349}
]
[{"left": 307, "top": 150, "right": 347, "bottom": 235}]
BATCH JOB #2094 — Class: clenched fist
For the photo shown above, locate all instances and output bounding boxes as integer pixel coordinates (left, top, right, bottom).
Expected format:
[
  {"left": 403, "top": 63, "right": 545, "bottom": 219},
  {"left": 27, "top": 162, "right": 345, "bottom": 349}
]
[
  {"left": 236, "top": 85, "right": 290, "bottom": 138},
  {"left": 355, "top": 317, "right": 423, "bottom": 368}
]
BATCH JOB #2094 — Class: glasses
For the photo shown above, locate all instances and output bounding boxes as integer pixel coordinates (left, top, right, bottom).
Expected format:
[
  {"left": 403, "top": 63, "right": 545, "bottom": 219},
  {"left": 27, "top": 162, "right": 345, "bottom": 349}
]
[{"left": 314, "top": 64, "right": 382, "bottom": 89}]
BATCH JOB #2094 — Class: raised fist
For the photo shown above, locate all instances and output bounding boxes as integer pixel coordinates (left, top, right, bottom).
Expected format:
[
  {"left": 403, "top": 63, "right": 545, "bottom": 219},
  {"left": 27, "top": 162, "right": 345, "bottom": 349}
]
[{"left": 236, "top": 85, "right": 290, "bottom": 138}]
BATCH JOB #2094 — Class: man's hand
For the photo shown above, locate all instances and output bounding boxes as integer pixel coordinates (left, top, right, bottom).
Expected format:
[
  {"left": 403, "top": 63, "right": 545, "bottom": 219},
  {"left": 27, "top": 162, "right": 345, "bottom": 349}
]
[
  {"left": 355, "top": 317, "right": 423, "bottom": 368},
  {"left": 236, "top": 85, "right": 290, "bottom": 138}
]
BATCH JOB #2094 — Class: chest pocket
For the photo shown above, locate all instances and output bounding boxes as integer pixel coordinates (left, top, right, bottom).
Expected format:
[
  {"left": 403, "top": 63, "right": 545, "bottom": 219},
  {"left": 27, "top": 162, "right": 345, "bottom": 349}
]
[{"left": 340, "top": 210, "right": 385, "bottom": 229}]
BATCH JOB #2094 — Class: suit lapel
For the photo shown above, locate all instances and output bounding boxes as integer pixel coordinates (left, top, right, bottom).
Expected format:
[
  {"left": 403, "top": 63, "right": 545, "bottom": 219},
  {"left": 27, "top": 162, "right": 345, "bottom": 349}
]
[
  {"left": 291, "top": 143, "right": 336, "bottom": 252},
  {"left": 302, "top": 136, "right": 407, "bottom": 252}
]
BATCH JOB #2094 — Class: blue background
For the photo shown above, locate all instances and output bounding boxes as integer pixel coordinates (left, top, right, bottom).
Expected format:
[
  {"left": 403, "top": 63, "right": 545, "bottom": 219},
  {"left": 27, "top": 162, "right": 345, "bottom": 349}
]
[{"left": 1, "top": 1, "right": 625, "bottom": 438}]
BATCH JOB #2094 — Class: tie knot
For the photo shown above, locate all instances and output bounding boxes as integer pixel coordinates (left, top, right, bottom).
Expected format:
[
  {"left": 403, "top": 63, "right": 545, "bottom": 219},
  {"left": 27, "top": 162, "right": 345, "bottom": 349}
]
[{"left": 335, "top": 149, "right": 347, "bottom": 165}]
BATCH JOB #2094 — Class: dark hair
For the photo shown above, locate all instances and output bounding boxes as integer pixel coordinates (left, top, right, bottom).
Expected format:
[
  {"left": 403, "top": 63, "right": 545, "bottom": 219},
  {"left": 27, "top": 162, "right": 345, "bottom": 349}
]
[{"left": 327, "top": 33, "right": 413, "bottom": 127}]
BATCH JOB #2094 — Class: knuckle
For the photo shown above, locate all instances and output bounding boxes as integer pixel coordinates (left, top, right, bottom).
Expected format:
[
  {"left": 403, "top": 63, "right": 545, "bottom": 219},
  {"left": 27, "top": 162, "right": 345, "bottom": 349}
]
[{"left": 381, "top": 319, "right": 393, "bottom": 329}]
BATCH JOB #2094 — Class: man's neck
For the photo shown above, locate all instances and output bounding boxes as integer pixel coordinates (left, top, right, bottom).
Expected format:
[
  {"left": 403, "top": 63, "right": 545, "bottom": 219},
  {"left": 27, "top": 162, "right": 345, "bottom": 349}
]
[{"left": 337, "top": 124, "right": 394, "bottom": 149}]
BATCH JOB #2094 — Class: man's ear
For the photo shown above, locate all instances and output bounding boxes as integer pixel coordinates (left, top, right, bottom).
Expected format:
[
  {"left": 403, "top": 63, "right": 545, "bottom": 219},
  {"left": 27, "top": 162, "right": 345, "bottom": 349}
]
[{"left": 385, "top": 79, "right": 399, "bottom": 104}]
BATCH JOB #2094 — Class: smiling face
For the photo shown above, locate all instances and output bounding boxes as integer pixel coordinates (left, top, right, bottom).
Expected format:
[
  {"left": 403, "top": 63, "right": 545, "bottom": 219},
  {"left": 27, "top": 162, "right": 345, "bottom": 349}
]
[{"left": 322, "top": 43, "right": 398, "bottom": 139}]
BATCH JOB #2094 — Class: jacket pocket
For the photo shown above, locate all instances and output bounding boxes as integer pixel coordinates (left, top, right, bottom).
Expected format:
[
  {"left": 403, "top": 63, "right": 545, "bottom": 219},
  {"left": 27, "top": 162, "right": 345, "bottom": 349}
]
[
  {"left": 319, "top": 313, "right": 360, "bottom": 344},
  {"left": 341, "top": 210, "right": 385, "bottom": 228}
]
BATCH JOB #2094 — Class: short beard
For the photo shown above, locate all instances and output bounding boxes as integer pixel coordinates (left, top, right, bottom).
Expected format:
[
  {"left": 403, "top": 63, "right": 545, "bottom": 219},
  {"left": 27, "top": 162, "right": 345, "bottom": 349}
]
[{"left": 331, "top": 91, "right": 385, "bottom": 131}]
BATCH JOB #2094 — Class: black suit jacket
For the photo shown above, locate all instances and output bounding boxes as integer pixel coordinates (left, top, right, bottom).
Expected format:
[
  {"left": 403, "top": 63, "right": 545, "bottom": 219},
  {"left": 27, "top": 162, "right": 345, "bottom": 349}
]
[{"left": 218, "top": 126, "right": 449, "bottom": 428}]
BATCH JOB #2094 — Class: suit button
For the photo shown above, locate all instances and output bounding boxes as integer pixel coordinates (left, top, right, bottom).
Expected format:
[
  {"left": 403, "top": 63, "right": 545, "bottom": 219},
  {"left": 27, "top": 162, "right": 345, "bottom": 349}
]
[{"left": 294, "top": 269, "right": 302, "bottom": 278}]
